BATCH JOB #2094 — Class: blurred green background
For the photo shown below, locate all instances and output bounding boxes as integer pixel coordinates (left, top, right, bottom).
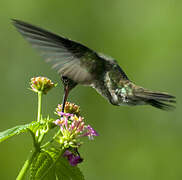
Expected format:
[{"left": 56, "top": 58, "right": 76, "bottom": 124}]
[{"left": 0, "top": 0, "right": 181, "bottom": 179}]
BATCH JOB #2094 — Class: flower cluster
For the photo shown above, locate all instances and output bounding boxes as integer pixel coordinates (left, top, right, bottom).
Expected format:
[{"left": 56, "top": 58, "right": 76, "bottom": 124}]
[
  {"left": 54, "top": 113, "right": 98, "bottom": 148},
  {"left": 30, "top": 76, "right": 55, "bottom": 94},
  {"left": 54, "top": 102, "right": 98, "bottom": 166},
  {"left": 56, "top": 102, "right": 80, "bottom": 117}
]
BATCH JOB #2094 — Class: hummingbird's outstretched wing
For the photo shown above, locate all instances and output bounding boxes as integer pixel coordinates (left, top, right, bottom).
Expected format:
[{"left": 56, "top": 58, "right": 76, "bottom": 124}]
[{"left": 12, "top": 19, "right": 104, "bottom": 83}]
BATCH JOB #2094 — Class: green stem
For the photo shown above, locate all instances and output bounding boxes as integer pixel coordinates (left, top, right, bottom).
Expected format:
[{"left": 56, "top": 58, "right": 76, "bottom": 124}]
[
  {"left": 16, "top": 150, "right": 38, "bottom": 180},
  {"left": 37, "top": 91, "right": 42, "bottom": 122},
  {"left": 28, "top": 129, "right": 40, "bottom": 151},
  {"left": 16, "top": 130, "right": 40, "bottom": 180}
]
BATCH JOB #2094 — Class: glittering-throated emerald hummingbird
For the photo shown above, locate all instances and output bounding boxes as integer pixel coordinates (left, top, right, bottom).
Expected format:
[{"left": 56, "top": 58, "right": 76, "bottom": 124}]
[{"left": 12, "top": 19, "right": 176, "bottom": 111}]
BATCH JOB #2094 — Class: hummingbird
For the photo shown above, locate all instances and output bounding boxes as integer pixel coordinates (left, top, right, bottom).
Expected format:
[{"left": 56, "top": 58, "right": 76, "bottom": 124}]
[{"left": 12, "top": 19, "right": 176, "bottom": 111}]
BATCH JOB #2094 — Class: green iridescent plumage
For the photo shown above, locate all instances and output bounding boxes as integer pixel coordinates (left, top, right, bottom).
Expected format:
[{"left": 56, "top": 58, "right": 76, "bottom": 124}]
[{"left": 12, "top": 19, "right": 176, "bottom": 111}]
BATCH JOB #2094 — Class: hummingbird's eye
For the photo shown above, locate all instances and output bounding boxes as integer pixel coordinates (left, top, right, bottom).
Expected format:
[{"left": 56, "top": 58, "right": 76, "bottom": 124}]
[{"left": 62, "top": 76, "right": 69, "bottom": 84}]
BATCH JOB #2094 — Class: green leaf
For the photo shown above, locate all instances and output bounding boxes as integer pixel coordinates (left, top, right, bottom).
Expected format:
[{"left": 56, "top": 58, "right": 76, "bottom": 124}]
[
  {"left": 45, "top": 147, "right": 61, "bottom": 161},
  {"left": 30, "top": 150, "right": 55, "bottom": 180},
  {"left": 0, "top": 121, "right": 39, "bottom": 143},
  {"left": 45, "top": 148, "right": 85, "bottom": 180},
  {"left": 55, "top": 157, "right": 85, "bottom": 180}
]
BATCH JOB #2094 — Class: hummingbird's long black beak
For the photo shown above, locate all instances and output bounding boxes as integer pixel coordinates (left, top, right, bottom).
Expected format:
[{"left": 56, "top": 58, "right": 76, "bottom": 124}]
[{"left": 61, "top": 84, "right": 69, "bottom": 112}]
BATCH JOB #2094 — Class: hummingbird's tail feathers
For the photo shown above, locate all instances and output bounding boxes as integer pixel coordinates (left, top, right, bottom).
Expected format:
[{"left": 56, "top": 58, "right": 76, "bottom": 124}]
[
  {"left": 134, "top": 89, "right": 176, "bottom": 111},
  {"left": 146, "top": 99, "right": 175, "bottom": 111},
  {"left": 136, "top": 90, "right": 176, "bottom": 103}
]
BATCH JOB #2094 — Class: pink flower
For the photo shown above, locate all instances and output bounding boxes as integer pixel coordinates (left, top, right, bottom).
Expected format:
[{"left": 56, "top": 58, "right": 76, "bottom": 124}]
[{"left": 63, "top": 150, "right": 83, "bottom": 166}]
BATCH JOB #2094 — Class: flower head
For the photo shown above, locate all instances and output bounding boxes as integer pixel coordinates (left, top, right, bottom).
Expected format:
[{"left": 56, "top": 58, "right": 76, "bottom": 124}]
[
  {"left": 63, "top": 150, "right": 83, "bottom": 166},
  {"left": 30, "top": 76, "right": 55, "bottom": 94},
  {"left": 54, "top": 106, "right": 98, "bottom": 148},
  {"left": 56, "top": 102, "right": 80, "bottom": 117},
  {"left": 54, "top": 103, "right": 98, "bottom": 167}
]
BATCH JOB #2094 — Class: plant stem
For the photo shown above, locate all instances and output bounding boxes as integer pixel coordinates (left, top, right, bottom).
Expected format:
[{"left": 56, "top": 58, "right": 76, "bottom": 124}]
[
  {"left": 28, "top": 129, "right": 40, "bottom": 151},
  {"left": 37, "top": 91, "right": 42, "bottom": 122},
  {"left": 16, "top": 150, "right": 38, "bottom": 180}
]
